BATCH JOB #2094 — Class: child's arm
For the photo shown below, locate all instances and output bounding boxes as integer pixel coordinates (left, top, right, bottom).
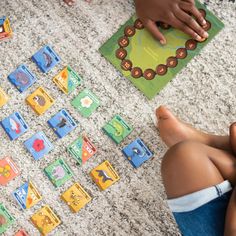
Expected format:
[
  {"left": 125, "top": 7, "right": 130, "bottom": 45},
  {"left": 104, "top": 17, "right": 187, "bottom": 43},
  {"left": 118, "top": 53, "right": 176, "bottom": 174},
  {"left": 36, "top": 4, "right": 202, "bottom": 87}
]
[
  {"left": 224, "top": 188, "right": 236, "bottom": 236},
  {"left": 134, "top": 0, "right": 208, "bottom": 44}
]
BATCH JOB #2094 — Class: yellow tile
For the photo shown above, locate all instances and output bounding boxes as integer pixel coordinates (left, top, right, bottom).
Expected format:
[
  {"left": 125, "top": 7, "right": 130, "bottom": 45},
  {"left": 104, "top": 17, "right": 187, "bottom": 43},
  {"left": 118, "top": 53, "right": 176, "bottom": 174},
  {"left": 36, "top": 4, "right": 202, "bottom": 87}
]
[
  {"left": 61, "top": 182, "right": 91, "bottom": 213},
  {"left": 90, "top": 160, "right": 120, "bottom": 191},
  {"left": 26, "top": 87, "right": 54, "bottom": 115},
  {"left": 26, "top": 181, "right": 42, "bottom": 209},
  {"left": 31, "top": 205, "right": 61, "bottom": 236},
  {"left": 0, "top": 87, "right": 9, "bottom": 108},
  {"left": 4, "top": 17, "right": 13, "bottom": 35}
]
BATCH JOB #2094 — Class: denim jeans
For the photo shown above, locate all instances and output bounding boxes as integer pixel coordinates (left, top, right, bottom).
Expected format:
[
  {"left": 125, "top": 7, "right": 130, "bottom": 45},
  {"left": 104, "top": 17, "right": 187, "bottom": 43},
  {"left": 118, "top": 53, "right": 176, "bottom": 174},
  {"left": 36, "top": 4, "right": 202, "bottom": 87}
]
[{"left": 167, "top": 181, "right": 232, "bottom": 236}]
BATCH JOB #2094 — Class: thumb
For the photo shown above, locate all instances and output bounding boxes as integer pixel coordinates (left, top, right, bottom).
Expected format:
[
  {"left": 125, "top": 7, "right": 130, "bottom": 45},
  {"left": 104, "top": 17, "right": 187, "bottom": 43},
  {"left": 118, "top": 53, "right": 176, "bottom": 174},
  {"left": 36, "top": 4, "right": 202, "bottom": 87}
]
[
  {"left": 230, "top": 122, "right": 236, "bottom": 155},
  {"left": 143, "top": 19, "right": 166, "bottom": 45}
]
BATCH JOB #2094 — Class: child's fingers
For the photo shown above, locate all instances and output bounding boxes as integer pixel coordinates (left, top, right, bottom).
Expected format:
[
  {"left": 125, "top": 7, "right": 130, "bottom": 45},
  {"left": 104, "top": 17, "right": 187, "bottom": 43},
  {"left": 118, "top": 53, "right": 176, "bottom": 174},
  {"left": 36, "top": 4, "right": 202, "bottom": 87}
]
[
  {"left": 179, "top": 2, "right": 206, "bottom": 26},
  {"left": 170, "top": 17, "right": 202, "bottom": 41},
  {"left": 175, "top": 9, "right": 208, "bottom": 39},
  {"left": 143, "top": 19, "right": 166, "bottom": 45},
  {"left": 189, "top": 6, "right": 206, "bottom": 26}
]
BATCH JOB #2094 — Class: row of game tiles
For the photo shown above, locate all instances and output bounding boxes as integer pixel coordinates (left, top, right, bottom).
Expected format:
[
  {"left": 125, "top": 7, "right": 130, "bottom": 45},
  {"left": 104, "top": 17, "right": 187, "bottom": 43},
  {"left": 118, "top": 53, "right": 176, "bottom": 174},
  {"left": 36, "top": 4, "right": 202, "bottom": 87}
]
[
  {"left": 0, "top": 159, "right": 119, "bottom": 236},
  {"left": 0, "top": 46, "right": 88, "bottom": 114},
  {"left": 0, "top": 19, "right": 80, "bottom": 96},
  {"left": 0, "top": 110, "right": 152, "bottom": 167}
]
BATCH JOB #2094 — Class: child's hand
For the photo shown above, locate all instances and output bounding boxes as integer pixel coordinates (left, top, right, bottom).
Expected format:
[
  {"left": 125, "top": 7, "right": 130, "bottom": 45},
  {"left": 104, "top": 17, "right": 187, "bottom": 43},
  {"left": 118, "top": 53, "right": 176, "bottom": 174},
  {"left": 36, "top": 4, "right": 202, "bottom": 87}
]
[{"left": 134, "top": 0, "right": 208, "bottom": 44}]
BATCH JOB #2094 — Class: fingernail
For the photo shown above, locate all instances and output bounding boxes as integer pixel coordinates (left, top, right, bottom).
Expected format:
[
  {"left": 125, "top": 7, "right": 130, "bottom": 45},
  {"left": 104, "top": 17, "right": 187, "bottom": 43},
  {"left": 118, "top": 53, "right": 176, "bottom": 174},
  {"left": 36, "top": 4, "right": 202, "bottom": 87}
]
[
  {"left": 160, "top": 40, "right": 166, "bottom": 45},
  {"left": 195, "top": 35, "right": 202, "bottom": 41},
  {"left": 203, "top": 32, "right": 209, "bottom": 38},
  {"left": 202, "top": 19, "right": 207, "bottom": 25}
]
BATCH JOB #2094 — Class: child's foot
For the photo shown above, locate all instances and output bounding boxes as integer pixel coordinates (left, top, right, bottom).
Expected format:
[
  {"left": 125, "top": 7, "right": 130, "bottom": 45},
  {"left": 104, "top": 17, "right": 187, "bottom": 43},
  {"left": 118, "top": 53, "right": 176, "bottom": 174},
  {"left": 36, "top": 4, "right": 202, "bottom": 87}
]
[
  {"left": 63, "top": 0, "right": 76, "bottom": 6},
  {"left": 230, "top": 123, "right": 236, "bottom": 155},
  {"left": 156, "top": 106, "right": 209, "bottom": 147}
]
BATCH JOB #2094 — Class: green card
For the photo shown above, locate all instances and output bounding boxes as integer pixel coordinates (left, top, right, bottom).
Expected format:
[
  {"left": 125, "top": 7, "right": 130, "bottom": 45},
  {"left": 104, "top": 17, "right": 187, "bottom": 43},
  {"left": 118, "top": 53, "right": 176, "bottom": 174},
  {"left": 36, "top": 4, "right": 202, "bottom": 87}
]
[
  {"left": 66, "top": 66, "right": 82, "bottom": 93},
  {"left": 71, "top": 89, "right": 100, "bottom": 117},
  {"left": 0, "top": 204, "right": 15, "bottom": 234},
  {"left": 44, "top": 158, "right": 74, "bottom": 187},
  {"left": 102, "top": 115, "right": 133, "bottom": 144},
  {"left": 67, "top": 137, "right": 83, "bottom": 165},
  {"left": 99, "top": 1, "right": 224, "bottom": 99}
]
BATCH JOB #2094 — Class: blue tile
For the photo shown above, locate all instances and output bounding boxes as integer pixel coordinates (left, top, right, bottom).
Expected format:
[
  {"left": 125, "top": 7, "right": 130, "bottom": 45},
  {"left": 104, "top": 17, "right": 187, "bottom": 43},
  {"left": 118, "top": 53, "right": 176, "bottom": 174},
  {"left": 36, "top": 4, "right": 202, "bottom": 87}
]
[
  {"left": 24, "top": 131, "right": 53, "bottom": 160},
  {"left": 8, "top": 64, "right": 37, "bottom": 92},
  {"left": 32, "top": 45, "right": 60, "bottom": 73},
  {"left": 1, "top": 112, "right": 29, "bottom": 140},
  {"left": 48, "top": 109, "right": 77, "bottom": 138},
  {"left": 122, "top": 138, "right": 153, "bottom": 168}
]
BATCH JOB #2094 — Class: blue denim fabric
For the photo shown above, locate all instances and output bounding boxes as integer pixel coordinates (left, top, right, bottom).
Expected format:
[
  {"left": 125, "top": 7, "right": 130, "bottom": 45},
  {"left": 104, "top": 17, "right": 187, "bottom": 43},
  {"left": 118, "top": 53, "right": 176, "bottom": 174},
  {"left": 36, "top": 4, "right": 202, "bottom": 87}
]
[{"left": 173, "top": 190, "right": 232, "bottom": 236}]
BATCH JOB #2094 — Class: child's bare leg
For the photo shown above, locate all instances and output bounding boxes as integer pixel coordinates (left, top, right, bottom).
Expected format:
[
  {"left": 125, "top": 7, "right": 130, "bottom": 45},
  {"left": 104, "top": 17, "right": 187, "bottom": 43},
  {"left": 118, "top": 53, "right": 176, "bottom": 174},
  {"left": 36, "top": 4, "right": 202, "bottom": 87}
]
[
  {"left": 158, "top": 108, "right": 236, "bottom": 199},
  {"left": 161, "top": 141, "right": 236, "bottom": 198},
  {"left": 230, "top": 123, "right": 236, "bottom": 154},
  {"left": 156, "top": 106, "right": 232, "bottom": 152}
]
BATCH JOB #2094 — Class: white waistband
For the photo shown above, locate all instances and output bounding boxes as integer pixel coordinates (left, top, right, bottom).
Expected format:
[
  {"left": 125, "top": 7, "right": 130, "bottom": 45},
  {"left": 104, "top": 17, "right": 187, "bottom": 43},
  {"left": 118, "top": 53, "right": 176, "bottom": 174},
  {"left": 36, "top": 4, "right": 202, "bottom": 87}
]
[{"left": 167, "top": 180, "right": 232, "bottom": 213}]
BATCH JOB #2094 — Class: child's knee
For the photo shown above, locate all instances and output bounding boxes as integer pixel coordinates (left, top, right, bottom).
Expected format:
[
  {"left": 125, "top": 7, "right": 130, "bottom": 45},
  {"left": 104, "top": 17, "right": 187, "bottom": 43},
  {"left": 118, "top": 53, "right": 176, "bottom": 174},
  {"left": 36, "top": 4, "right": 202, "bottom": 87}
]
[{"left": 161, "top": 141, "right": 203, "bottom": 177}]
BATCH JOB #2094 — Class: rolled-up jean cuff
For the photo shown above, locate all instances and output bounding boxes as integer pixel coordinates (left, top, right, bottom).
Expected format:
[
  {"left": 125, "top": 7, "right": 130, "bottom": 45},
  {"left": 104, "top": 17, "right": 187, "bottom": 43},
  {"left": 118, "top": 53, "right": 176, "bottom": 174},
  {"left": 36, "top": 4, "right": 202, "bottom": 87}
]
[{"left": 167, "top": 180, "right": 232, "bottom": 213}]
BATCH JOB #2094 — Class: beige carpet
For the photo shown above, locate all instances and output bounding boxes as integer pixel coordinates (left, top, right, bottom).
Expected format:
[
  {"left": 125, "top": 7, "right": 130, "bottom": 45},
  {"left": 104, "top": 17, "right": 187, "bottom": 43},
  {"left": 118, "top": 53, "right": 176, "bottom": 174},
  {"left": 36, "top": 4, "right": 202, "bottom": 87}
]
[{"left": 0, "top": 0, "right": 235, "bottom": 235}]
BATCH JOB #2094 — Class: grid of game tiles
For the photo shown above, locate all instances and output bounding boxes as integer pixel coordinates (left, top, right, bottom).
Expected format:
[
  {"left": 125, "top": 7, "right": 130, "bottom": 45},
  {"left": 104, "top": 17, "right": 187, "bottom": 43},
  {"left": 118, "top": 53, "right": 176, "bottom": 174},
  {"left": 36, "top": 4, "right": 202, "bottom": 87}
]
[{"left": 0, "top": 17, "right": 154, "bottom": 236}]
